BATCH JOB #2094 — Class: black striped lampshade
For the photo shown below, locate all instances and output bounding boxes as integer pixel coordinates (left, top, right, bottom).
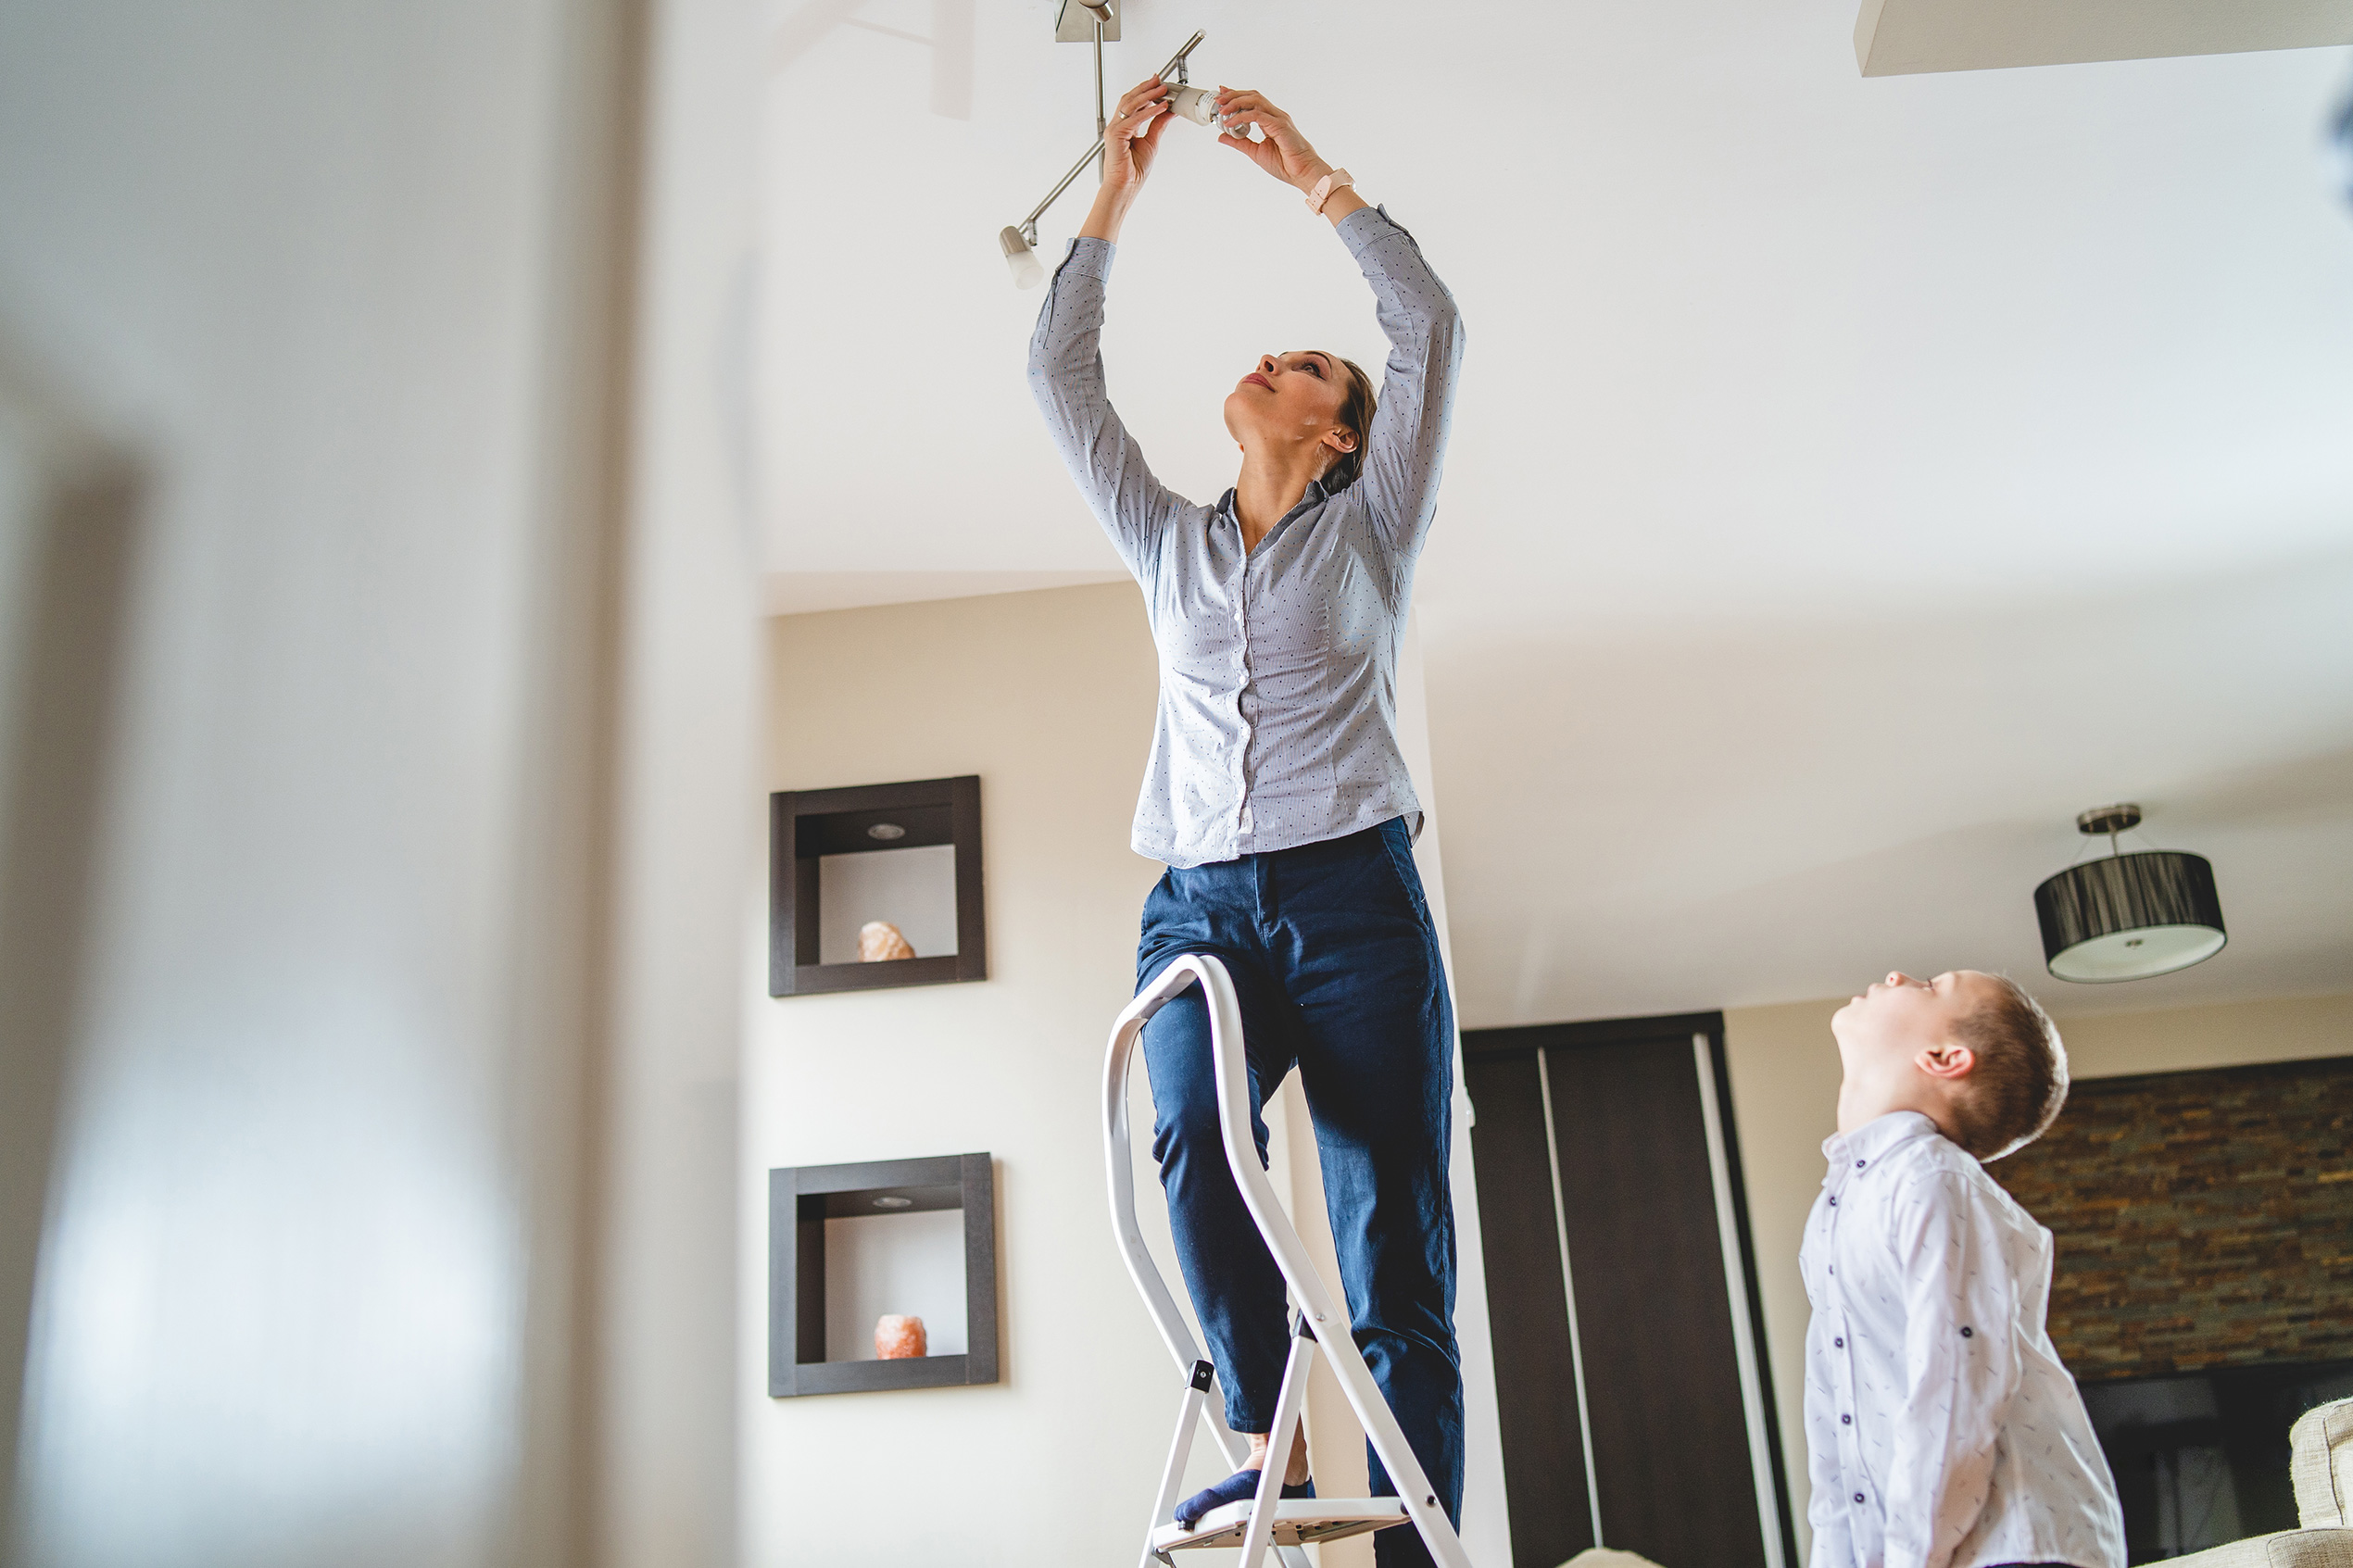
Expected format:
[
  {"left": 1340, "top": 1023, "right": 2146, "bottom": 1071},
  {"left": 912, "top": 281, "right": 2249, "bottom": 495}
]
[{"left": 2034, "top": 848, "right": 2226, "bottom": 984}]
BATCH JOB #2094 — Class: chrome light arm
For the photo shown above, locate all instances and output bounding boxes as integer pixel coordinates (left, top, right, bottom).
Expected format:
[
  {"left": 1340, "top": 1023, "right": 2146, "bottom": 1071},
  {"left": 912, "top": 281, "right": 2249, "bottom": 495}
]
[{"left": 1015, "top": 28, "right": 1205, "bottom": 246}]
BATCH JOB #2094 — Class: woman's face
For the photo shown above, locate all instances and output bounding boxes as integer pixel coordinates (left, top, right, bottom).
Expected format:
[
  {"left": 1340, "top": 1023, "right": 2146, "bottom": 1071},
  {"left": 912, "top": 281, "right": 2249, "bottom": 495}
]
[{"left": 1223, "top": 350, "right": 1354, "bottom": 467}]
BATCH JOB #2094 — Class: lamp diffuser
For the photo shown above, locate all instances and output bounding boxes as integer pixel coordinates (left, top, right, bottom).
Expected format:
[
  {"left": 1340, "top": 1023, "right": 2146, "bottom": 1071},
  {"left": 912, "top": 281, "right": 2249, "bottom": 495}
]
[
  {"left": 2033, "top": 849, "right": 2226, "bottom": 983},
  {"left": 1000, "top": 226, "right": 1043, "bottom": 289}
]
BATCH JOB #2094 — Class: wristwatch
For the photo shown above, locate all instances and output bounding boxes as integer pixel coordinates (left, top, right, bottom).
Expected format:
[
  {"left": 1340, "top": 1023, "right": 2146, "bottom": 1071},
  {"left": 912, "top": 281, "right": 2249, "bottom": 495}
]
[{"left": 1304, "top": 168, "right": 1353, "bottom": 215}]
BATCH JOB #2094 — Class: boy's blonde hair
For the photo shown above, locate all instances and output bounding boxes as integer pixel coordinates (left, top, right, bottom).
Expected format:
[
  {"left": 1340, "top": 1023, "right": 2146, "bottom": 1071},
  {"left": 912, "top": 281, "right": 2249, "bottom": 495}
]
[{"left": 1949, "top": 975, "right": 2069, "bottom": 1160}]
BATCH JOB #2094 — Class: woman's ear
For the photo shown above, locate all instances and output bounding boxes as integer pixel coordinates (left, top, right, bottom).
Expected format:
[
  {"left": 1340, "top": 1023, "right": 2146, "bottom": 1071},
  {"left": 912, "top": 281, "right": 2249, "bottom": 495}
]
[{"left": 1325, "top": 426, "right": 1359, "bottom": 456}]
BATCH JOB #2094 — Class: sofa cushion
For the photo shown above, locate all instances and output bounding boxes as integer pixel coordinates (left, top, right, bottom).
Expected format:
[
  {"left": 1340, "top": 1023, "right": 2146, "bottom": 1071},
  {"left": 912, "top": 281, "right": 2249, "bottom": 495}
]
[
  {"left": 2296, "top": 1399, "right": 2353, "bottom": 1529},
  {"left": 2169, "top": 1529, "right": 2353, "bottom": 1567}
]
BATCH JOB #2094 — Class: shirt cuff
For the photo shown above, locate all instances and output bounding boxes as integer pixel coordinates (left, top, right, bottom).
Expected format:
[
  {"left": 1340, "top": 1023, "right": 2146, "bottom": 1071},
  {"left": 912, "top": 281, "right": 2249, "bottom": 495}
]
[{"left": 1057, "top": 235, "right": 1117, "bottom": 282}]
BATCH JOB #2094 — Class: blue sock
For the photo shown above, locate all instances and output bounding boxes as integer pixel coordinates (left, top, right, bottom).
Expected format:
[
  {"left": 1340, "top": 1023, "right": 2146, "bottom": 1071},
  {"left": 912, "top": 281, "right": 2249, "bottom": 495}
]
[{"left": 1174, "top": 1468, "right": 1315, "bottom": 1529}]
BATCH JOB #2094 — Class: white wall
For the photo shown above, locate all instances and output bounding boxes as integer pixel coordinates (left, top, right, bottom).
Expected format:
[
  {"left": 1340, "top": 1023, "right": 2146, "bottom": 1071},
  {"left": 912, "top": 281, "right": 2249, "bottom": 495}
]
[
  {"left": 744, "top": 584, "right": 1509, "bottom": 1567},
  {"left": 1724, "top": 987, "right": 2353, "bottom": 1561}
]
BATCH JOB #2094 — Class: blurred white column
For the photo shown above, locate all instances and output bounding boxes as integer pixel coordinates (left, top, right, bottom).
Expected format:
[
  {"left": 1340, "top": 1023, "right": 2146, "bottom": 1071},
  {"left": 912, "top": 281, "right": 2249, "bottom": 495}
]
[{"left": 0, "top": 2, "right": 761, "bottom": 1564}]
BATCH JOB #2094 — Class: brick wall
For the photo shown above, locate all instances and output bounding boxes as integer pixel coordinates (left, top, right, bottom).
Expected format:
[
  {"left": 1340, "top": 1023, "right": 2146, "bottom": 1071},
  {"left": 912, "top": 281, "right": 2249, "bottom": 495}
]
[{"left": 1992, "top": 1054, "right": 2353, "bottom": 1382}]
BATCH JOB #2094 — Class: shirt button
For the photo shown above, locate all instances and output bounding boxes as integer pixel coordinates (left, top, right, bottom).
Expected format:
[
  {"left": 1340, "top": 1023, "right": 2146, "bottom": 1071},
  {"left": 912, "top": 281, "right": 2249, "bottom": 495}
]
[
  {"left": 1833, "top": 1337, "right": 1843, "bottom": 1348},
  {"left": 1828, "top": 1196, "right": 1837, "bottom": 1206},
  {"left": 1841, "top": 1414, "right": 1852, "bottom": 1424},
  {"left": 1960, "top": 1325, "right": 1974, "bottom": 1338},
  {"left": 1855, "top": 1160, "right": 1866, "bottom": 1169},
  {"left": 1853, "top": 1493, "right": 1865, "bottom": 1505}
]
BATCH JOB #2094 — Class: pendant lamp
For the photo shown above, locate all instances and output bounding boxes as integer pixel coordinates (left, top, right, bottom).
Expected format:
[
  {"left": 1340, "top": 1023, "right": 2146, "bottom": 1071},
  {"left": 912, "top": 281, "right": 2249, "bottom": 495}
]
[{"left": 2034, "top": 805, "right": 2226, "bottom": 983}]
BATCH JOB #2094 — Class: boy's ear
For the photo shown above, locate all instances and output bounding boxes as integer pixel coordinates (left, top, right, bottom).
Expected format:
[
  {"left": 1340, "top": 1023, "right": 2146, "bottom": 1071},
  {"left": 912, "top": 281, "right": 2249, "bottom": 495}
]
[{"left": 1918, "top": 1041, "right": 1975, "bottom": 1082}]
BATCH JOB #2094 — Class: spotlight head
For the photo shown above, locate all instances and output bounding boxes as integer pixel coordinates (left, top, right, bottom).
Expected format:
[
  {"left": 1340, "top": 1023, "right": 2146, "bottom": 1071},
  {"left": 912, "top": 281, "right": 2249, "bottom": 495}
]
[{"left": 1000, "top": 225, "right": 1044, "bottom": 289}]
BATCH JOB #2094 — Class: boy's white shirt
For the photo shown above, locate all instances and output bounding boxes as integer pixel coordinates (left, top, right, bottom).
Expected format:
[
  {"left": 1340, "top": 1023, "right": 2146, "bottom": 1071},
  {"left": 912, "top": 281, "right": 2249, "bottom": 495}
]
[{"left": 1801, "top": 1110, "right": 2126, "bottom": 1568}]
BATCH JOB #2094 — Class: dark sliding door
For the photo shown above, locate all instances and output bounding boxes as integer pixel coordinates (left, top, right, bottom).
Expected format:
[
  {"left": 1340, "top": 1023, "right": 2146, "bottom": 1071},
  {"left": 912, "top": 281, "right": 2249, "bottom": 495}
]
[{"left": 1465, "top": 1011, "right": 1795, "bottom": 1568}]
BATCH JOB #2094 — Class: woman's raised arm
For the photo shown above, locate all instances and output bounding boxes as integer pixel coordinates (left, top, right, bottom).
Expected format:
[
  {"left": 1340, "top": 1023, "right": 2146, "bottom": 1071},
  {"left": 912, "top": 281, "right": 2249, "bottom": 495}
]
[
  {"left": 1212, "top": 90, "right": 1465, "bottom": 557},
  {"left": 1028, "top": 76, "right": 1191, "bottom": 575}
]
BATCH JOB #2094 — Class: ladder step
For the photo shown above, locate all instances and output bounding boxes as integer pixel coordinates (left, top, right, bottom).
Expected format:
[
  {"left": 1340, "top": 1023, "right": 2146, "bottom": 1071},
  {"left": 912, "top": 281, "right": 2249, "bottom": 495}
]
[{"left": 1151, "top": 1498, "right": 1412, "bottom": 1550}]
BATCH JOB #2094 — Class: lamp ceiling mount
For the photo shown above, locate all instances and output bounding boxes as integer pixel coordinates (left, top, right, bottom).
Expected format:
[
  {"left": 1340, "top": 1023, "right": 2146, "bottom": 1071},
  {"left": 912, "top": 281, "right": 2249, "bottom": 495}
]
[
  {"left": 1054, "top": 0, "right": 1120, "bottom": 44},
  {"left": 2075, "top": 803, "right": 2143, "bottom": 838}
]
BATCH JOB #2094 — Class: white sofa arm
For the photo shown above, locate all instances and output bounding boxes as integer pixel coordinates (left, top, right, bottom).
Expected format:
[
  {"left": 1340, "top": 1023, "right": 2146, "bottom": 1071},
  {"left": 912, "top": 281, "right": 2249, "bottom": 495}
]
[
  {"left": 2295, "top": 1398, "right": 2353, "bottom": 1530},
  {"left": 2165, "top": 1527, "right": 2353, "bottom": 1567}
]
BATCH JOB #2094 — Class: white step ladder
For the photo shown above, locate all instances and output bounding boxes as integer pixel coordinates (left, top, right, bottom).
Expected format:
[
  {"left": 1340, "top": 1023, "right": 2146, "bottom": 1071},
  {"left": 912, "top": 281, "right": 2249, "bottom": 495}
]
[{"left": 1103, "top": 954, "right": 1478, "bottom": 1568}]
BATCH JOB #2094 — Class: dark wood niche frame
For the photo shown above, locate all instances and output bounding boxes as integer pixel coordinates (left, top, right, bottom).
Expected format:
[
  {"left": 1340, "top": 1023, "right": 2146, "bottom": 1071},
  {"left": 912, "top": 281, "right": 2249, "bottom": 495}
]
[
  {"left": 767, "top": 1152, "right": 1000, "bottom": 1398},
  {"left": 768, "top": 774, "right": 985, "bottom": 997}
]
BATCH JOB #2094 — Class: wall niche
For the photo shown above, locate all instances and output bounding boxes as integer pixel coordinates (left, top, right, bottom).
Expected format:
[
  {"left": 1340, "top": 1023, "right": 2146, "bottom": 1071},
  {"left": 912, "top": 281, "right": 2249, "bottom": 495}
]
[
  {"left": 767, "top": 1152, "right": 999, "bottom": 1398},
  {"left": 768, "top": 775, "right": 984, "bottom": 997}
]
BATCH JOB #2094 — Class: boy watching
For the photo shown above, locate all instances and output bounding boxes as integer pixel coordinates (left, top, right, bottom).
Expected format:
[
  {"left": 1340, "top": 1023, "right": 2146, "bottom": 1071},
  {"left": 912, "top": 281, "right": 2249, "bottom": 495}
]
[{"left": 1805, "top": 970, "right": 2125, "bottom": 1568}]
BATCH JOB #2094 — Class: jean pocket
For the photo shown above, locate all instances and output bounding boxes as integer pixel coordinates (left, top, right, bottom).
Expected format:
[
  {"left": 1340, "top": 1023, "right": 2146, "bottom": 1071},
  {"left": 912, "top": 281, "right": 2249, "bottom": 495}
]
[{"left": 1376, "top": 821, "right": 1435, "bottom": 929}]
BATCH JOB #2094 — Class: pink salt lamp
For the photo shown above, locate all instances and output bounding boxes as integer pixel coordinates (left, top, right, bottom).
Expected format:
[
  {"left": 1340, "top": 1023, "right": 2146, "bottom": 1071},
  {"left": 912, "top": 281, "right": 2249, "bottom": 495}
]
[
  {"left": 875, "top": 1314, "right": 926, "bottom": 1360},
  {"left": 858, "top": 921, "right": 915, "bottom": 962}
]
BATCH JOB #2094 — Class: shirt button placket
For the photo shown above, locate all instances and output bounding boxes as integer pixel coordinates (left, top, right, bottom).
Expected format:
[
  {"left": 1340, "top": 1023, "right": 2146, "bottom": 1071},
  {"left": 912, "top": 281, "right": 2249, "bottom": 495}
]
[{"left": 1232, "top": 571, "right": 1251, "bottom": 841}]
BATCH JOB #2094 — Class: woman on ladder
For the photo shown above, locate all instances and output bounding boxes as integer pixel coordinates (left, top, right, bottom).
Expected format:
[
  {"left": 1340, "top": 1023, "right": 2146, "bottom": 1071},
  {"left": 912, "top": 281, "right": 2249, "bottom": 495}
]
[{"left": 1028, "top": 72, "right": 1466, "bottom": 1568}]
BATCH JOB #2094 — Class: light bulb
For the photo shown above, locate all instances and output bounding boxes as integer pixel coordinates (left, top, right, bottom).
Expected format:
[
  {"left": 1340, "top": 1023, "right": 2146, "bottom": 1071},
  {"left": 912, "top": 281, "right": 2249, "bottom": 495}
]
[
  {"left": 1000, "top": 225, "right": 1044, "bottom": 289},
  {"left": 1166, "top": 84, "right": 1253, "bottom": 139}
]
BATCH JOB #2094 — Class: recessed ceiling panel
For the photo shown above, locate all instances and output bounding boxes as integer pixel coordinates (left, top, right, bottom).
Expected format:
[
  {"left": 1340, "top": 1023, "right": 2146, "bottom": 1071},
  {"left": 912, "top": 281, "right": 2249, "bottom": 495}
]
[{"left": 1856, "top": 0, "right": 2353, "bottom": 74}]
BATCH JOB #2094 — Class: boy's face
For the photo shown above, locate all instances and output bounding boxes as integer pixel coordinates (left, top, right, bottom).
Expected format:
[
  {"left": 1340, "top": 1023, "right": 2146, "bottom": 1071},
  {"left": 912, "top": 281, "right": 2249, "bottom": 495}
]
[{"left": 1831, "top": 970, "right": 2003, "bottom": 1099}]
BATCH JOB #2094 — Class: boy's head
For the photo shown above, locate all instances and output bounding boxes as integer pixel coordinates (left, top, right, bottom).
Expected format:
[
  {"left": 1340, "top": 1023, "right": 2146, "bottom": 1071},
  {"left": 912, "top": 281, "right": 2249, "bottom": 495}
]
[{"left": 1830, "top": 970, "right": 2069, "bottom": 1160}]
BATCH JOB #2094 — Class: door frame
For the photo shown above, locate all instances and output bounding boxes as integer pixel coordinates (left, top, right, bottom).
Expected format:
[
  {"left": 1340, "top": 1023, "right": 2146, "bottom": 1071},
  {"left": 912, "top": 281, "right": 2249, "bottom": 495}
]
[{"left": 1465, "top": 1010, "right": 1798, "bottom": 1568}]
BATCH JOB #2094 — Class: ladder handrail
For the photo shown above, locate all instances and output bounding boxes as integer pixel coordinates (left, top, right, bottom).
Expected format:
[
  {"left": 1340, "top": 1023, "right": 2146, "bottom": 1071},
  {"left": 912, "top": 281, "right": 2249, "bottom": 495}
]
[
  {"left": 1102, "top": 954, "right": 1477, "bottom": 1568},
  {"left": 1103, "top": 958, "right": 1252, "bottom": 1468}
]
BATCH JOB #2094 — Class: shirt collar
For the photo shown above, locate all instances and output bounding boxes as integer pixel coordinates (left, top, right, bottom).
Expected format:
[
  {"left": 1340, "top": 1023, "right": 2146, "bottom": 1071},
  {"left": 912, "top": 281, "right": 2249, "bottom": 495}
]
[
  {"left": 1821, "top": 1110, "right": 1938, "bottom": 1176},
  {"left": 1215, "top": 480, "right": 1332, "bottom": 527}
]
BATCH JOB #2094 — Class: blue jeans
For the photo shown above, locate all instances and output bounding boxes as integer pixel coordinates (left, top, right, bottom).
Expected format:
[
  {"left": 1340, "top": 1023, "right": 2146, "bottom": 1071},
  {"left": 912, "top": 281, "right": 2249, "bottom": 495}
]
[{"left": 1137, "top": 817, "right": 1464, "bottom": 1568}]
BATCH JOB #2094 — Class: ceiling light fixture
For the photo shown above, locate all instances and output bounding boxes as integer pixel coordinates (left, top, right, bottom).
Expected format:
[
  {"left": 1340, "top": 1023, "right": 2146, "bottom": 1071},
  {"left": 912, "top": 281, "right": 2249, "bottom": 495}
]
[
  {"left": 874, "top": 1195, "right": 914, "bottom": 1209},
  {"left": 2033, "top": 804, "right": 2227, "bottom": 983},
  {"left": 866, "top": 822, "right": 906, "bottom": 841},
  {"left": 999, "top": 19, "right": 1209, "bottom": 288}
]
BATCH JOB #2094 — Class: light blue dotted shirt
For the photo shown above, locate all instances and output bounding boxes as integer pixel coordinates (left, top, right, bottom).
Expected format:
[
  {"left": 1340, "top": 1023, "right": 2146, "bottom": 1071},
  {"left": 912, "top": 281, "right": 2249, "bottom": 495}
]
[
  {"left": 1026, "top": 206, "right": 1464, "bottom": 869},
  {"left": 1802, "top": 1111, "right": 2126, "bottom": 1568}
]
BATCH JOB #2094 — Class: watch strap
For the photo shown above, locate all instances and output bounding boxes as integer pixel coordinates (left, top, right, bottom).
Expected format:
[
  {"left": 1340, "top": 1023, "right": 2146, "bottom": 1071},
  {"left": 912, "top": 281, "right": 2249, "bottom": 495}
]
[{"left": 1304, "top": 168, "right": 1353, "bottom": 215}]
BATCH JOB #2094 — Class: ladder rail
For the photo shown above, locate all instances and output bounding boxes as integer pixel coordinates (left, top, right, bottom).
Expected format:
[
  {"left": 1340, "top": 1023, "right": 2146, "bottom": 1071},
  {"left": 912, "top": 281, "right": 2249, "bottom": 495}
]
[
  {"left": 1102, "top": 967, "right": 1252, "bottom": 1468},
  {"left": 1234, "top": 1326, "right": 1317, "bottom": 1568},
  {"left": 1102, "top": 961, "right": 1311, "bottom": 1568},
  {"left": 1139, "top": 1362, "right": 1213, "bottom": 1568},
  {"left": 1102, "top": 953, "right": 1477, "bottom": 1568}
]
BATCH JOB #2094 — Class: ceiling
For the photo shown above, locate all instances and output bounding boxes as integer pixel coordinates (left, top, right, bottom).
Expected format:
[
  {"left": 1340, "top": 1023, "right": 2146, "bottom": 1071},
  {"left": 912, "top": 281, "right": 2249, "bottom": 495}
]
[{"left": 760, "top": 0, "right": 2353, "bottom": 1025}]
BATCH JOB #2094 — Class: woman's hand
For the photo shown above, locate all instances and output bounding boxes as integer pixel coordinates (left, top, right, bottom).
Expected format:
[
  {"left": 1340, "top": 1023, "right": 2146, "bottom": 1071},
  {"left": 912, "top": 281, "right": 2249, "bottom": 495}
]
[
  {"left": 1210, "top": 88, "right": 1330, "bottom": 192},
  {"left": 1079, "top": 76, "right": 1175, "bottom": 241},
  {"left": 1103, "top": 76, "right": 1176, "bottom": 198}
]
